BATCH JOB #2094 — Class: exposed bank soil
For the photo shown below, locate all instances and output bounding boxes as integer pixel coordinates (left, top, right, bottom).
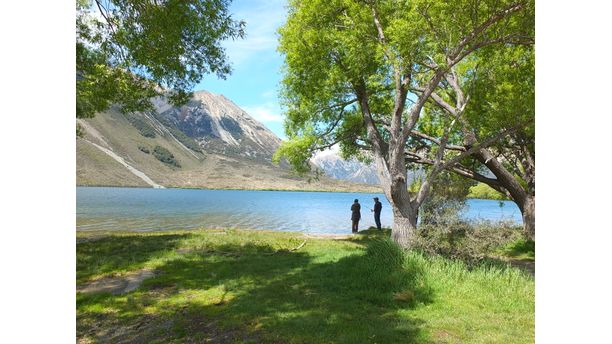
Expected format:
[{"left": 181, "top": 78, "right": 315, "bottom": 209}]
[
  {"left": 508, "top": 259, "right": 535, "bottom": 276},
  {"left": 77, "top": 312, "right": 282, "bottom": 344},
  {"left": 77, "top": 269, "right": 155, "bottom": 295}
]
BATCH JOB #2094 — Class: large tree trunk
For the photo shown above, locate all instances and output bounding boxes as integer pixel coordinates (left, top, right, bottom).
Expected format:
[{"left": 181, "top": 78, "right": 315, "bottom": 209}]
[
  {"left": 372, "top": 149, "right": 419, "bottom": 248},
  {"left": 390, "top": 204, "right": 418, "bottom": 248},
  {"left": 473, "top": 148, "right": 535, "bottom": 240},
  {"left": 376, "top": 142, "right": 422, "bottom": 248},
  {"left": 522, "top": 195, "right": 535, "bottom": 241}
]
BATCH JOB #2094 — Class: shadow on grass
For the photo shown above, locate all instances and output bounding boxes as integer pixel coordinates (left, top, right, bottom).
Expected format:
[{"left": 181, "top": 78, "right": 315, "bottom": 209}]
[
  {"left": 77, "top": 236, "right": 434, "bottom": 343},
  {"left": 502, "top": 239, "right": 535, "bottom": 260},
  {"left": 76, "top": 233, "right": 191, "bottom": 283}
]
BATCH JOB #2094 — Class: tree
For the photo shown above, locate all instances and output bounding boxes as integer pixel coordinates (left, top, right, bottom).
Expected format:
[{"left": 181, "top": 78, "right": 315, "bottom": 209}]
[
  {"left": 412, "top": 44, "right": 535, "bottom": 239},
  {"left": 275, "top": 0, "right": 534, "bottom": 248},
  {"left": 76, "top": 0, "right": 244, "bottom": 118}
]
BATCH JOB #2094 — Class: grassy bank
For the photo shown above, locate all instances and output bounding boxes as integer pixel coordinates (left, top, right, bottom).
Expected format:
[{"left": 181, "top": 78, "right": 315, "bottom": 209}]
[
  {"left": 467, "top": 182, "right": 509, "bottom": 200},
  {"left": 77, "top": 229, "right": 534, "bottom": 343}
]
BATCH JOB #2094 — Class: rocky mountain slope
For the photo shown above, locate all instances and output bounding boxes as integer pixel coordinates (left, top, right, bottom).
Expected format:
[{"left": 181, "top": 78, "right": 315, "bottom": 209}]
[
  {"left": 310, "top": 149, "right": 381, "bottom": 185},
  {"left": 155, "top": 91, "right": 281, "bottom": 161},
  {"left": 77, "top": 91, "right": 380, "bottom": 193},
  {"left": 310, "top": 147, "right": 425, "bottom": 186}
]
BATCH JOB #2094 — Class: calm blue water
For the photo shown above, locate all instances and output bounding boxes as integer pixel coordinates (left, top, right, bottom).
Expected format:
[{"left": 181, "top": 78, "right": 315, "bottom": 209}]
[{"left": 76, "top": 187, "right": 522, "bottom": 234}]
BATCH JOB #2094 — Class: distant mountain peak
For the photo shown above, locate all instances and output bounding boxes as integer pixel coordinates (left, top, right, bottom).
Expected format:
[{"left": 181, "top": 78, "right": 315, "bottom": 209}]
[
  {"left": 155, "top": 91, "right": 281, "bottom": 161},
  {"left": 311, "top": 147, "right": 381, "bottom": 185}
]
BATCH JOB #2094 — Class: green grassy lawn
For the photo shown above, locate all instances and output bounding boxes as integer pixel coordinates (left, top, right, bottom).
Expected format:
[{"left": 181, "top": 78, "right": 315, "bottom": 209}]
[{"left": 77, "top": 229, "right": 534, "bottom": 343}]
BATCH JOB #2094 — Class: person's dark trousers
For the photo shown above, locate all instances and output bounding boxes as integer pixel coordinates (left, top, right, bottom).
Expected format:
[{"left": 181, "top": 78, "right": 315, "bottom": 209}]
[
  {"left": 352, "top": 220, "right": 359, "bottom": 233},
  {"left": 374, "top": 212, "right": 381, "bottom": 230}
]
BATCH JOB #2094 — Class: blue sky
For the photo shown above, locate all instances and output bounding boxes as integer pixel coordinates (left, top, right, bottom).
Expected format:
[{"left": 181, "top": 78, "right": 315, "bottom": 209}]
[{"left": 196, "top": 0, "right": 288, "bottom": 139}]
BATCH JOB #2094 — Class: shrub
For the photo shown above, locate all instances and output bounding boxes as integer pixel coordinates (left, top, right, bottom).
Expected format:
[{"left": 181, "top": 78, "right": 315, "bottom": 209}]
[
  {"left": 153, "top": 145, "right": 180, "bottom": 167},
  {"left": 413, "top": 220, "right": 523, "bottom": 265},
  {"left": 417, "top": 170, "right": 474, "bottom": 226},
  {"left": 138, "top": 145, "right": 150, "bottom": 154},
  {"left": 124, "top": 113, "right": 156, "bottom": 138},
  {"left": 76, "top": 123, "right": 85, "bottom": 138}
]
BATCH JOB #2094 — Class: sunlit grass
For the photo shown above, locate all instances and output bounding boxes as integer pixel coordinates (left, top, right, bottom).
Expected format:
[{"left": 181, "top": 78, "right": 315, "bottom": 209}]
[{"left": 77, "top": 229, "right": 534, "bottom": 343}]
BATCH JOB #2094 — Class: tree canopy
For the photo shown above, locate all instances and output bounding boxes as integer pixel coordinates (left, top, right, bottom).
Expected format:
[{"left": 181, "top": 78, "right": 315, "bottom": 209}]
[
  {"left": 275, "top": 0, "right": 534, "bottom": 246},
  {"left": 76, "top": 0, "right": 244, "bottom": 118}
]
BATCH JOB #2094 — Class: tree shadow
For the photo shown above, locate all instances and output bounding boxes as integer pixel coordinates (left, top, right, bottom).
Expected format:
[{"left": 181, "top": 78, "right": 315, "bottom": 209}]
[
  {"left": 76, "top": 233, "right": 191, "bottom": 283},
  {"left": 77, "top": 237, "right": 435, "bottom": 343},
  {"left": 502, "top": 239, "right": 535, "bottom": 260}
]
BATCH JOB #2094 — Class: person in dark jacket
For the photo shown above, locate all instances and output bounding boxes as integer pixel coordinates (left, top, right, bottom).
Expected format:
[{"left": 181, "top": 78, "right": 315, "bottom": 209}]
[
  {"left": 351, "top": 199, "right": 361, "bottom": 233},
  {"left": 372, "top": 197, "right": 382, "bottom": 230}
]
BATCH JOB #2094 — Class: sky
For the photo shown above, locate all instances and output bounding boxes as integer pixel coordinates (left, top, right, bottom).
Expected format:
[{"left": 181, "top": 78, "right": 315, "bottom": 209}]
[{"left": 195, "top": 0, "right": 289, "bottom": 139}]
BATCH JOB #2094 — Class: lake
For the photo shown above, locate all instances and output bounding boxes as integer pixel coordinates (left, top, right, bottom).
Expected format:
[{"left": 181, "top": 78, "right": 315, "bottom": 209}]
[{"left": 76, "top": 187, "right": 522, "bottom": 234}]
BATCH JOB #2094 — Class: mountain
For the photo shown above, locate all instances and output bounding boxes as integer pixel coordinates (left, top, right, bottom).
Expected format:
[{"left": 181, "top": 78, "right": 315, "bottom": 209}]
[
  {"left": 310, "top": 149, "right": 381, "bottom": 185},
  {"left": 76, "top": 91, "right": 381, "bottom": 193},
  {"left": 154, "top": 91, "right": 280, "bottom": 162},
  {"left": 310, "top": 147, "right": 425, "bottom": 186}
]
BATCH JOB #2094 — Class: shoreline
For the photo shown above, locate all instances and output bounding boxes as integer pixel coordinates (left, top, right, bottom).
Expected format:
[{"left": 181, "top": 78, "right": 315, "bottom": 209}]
[
  {"left": 76, "top": 184, "right": 509, "bottom": 199},
  {"left": 76, "top": 184, "right": 383, "bottom": 194}
]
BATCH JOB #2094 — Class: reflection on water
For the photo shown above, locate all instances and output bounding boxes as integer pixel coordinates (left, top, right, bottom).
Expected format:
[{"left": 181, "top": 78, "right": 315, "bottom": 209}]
[{"left": 77, "top": 187, "right": 522, "bottom": 234}]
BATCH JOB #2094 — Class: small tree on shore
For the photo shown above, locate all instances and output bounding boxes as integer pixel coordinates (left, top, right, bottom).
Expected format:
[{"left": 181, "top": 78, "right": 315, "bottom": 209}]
[{"left": 275, "top": 0, "right": 534, "bottom": 247}]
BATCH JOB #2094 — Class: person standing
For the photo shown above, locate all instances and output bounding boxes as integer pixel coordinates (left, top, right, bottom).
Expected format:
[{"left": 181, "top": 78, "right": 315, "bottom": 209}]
[
  {"left": 372, "top": 197, "right": 382, "bottom": 230},
  {"left": 351, "top": 199, "right": 361, "bottom": 233}
]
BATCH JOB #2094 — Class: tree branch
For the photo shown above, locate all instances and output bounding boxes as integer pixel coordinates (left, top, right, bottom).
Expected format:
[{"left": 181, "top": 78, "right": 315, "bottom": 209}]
[
  {"left": 408, "top": 130, "right": 466, "bottom": 152},
  {"left": 440, "top": 124, "right": 521, "bottom": 171},
  {"left": 447, "top": 2, "right": 525, "bottom": 63}
]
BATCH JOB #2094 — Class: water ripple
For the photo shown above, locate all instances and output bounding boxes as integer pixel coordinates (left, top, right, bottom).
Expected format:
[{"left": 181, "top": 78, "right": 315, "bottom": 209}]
[{"left": 77, "top": 187, "right": 522, "bottom": 233}]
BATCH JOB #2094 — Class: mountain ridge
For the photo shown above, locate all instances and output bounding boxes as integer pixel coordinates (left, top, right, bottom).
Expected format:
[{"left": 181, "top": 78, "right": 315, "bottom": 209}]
[
  {"left": 77, "top": 91, "right": 381, "bottom": 193},
  {"left": 311, "top": 148, "right": 381, "bottom": 185}
]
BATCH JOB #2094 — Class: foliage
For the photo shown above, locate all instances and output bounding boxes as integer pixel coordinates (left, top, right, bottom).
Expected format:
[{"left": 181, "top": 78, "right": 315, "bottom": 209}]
[
  {"left": 138, "top": 145, "right": 150, "bottom": 154},
  {"left": 435, "top": 44, "right": 535, "bottom": 195},
  {"left": 77, "top": 229, "right": 533, "bottom": 343},
  {"left": 413, "top": 170, "right": 475, "bottom": 226},
  {"left": 153, "top": 145, "right": 180, "bottom": 167},
  {"left": 272, "top": 133, "right": 316, "bottom": 173},
  {"left": 276, "top": 0, "right": 534, "bottom": 170},
  {"left": 468, "top": 182, "right": 508, "bottom": 200},
  {"left": 76, "top": 0, "right": 245, "bottom": 118},
  {"left": 413, "top": 220, "right": 524, "bottom": 265},
  {"left": 123, "top": 112, "right": 156, "bottom": 138},
  {"left": 76, "top": 123, "right": 85, "bottom": 138},
  {"left": 276, "top": 0, "right": 535, "bottom": 248}
]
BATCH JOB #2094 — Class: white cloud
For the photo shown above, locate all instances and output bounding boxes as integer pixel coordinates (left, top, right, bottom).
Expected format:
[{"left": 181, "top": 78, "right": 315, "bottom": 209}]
[
  {"left": 224, "top": 0, "right": 287, "bottom": 65},
  {"left": 261, "top": 89, "right": 276, "bottom": 98},
  {"left": 242, "top": 102, "right": 284, "bottom": 123}
]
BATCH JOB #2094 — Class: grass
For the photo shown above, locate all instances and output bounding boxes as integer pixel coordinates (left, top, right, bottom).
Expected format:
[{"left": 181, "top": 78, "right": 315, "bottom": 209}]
[
  {"left": 497, "top": 238, "right": 535, "bottom": 261},
  {"left": 77, "top": 229, "right": 534, "bottom": 343}
]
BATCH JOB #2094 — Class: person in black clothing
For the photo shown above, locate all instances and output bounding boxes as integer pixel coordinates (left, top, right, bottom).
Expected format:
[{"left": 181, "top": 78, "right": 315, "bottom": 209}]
[
  {"left": 372, "top": 197, "right": 382, "bottom": 230},
  {"left": 351, "top": 199, "right": 361, "bottom": 233}
]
